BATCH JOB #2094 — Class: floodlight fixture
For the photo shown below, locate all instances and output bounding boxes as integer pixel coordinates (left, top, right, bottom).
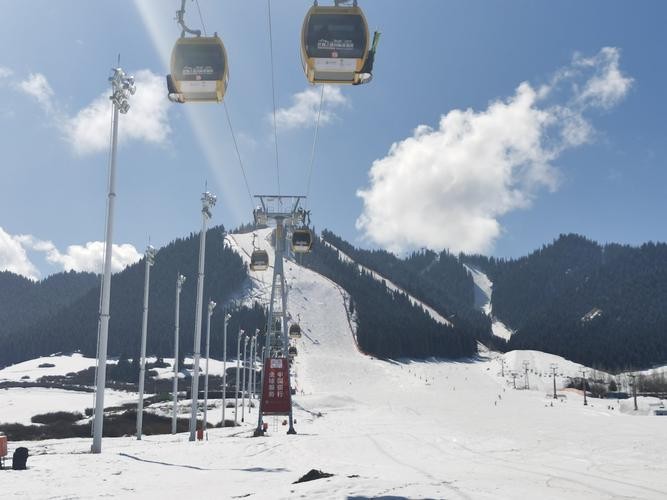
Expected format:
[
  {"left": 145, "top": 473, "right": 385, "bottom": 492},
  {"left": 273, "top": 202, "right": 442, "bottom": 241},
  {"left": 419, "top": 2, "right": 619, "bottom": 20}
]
[
  {"left": 109, "top": 67, "right": 135, "bottom": 114},
  {"left": 201, "top": 191, "right": 217, "bottom": 219},
  {"left": 145, "top": 245, "right": 156, "bottom": 266}
]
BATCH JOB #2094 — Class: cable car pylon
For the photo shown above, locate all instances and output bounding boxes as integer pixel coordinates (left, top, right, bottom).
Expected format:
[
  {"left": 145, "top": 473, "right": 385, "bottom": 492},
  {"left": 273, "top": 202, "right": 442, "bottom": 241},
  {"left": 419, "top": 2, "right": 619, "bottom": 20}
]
[{"left": 253, "top": 195, "right": 309, "bottom": 436}]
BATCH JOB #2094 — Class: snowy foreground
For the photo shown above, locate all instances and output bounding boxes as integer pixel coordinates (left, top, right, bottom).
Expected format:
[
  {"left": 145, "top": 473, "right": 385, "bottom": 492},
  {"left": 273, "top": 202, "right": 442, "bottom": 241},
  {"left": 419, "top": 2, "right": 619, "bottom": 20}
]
[{"left": 4, "top": 229, "right": 667, "bottom": 499}]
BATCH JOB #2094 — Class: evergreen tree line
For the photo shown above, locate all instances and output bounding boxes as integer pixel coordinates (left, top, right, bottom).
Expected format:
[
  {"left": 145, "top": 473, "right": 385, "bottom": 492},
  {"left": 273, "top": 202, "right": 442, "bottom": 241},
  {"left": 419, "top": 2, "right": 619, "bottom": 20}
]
[
  {"left": 0, "top": 226, "right": 267, "bottom": 368},
  {"left": 321, "top": 230, "right": 493, "bottom": 345},
  {"left": 467, "top": 234, "right": 667, "bottom": 372},
  {"left": 0, "top": 270, "right": 98, "bottom": 340},
  {"left": 300, "top": 234, "right": 477, "bottom": 359}
]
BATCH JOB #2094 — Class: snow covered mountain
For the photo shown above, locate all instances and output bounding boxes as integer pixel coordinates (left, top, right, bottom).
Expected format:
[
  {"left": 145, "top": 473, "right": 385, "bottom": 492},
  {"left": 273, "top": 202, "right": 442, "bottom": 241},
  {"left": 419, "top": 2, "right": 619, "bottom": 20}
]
[
  {"left": 464, "top": 264, "right": 514, "bottom": 341},
  {"left": 3, "top": 228, "right": 667, "bottom": 499}
]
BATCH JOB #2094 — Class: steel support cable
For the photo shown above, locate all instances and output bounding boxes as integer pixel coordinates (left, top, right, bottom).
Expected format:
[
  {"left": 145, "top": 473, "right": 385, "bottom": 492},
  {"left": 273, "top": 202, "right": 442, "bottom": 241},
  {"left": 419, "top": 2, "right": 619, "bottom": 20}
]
[
  {"left": 224, "top": 102, "right": 256, "bottom": 212},
  {"left": 305, "top": 85, "right": 325, "bottom": 210},
  {"left": 267, "top": 0, "right": 281, "bottom": 195},
  {"left": 194, "top": 0, "right": 207, "bottom": 36}
]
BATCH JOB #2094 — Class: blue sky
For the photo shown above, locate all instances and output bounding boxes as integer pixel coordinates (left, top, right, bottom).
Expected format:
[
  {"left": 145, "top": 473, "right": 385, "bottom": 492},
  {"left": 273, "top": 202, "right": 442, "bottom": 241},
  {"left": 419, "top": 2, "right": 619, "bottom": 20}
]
[{"left": 0, "top": 0, "right": 665, "bottom": 279}]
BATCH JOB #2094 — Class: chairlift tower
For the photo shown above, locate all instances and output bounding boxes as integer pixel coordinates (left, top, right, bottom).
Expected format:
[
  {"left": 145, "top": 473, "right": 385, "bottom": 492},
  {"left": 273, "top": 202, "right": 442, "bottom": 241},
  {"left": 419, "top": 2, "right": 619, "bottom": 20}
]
[{"left": 252, "top": 195, "right": 306, "bottom": 436}]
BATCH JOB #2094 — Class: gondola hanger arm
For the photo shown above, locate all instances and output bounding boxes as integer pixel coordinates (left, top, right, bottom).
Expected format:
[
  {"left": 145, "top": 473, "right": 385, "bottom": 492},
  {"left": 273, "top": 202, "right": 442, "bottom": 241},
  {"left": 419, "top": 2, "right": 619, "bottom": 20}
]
[{"left": 176, "top": 0, "right": 201, "bottom": 37}]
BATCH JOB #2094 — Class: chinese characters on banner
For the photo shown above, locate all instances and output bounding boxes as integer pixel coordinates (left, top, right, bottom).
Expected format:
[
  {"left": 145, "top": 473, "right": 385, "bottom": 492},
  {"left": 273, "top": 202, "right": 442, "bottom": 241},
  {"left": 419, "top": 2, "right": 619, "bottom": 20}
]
[{"left": 261, "top": 357, "right": 292, "bottom": 415}]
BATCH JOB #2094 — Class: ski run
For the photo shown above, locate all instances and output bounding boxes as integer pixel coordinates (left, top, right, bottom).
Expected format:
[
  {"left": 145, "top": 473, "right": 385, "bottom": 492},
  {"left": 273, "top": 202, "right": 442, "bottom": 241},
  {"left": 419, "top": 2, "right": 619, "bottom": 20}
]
[{"left": 2, "top": 227, "right": 667, "bottom": 499}]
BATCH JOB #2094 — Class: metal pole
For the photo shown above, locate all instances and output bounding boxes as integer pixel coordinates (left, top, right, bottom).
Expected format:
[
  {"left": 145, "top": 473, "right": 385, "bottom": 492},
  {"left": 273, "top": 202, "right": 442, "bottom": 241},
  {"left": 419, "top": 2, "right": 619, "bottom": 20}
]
[
  {"left": 550, "top": 363, "right": 558, "bottom": 399},
  {"left": 203, "top": 300, "right": 216, "bottom": 437},
  {"left": 523, "top": 361, "right": 530, "bottom": 390},
  {"left": 172, "top": 274, "right": 186, "bottom": 434},
  {"left": 189, "top": 191, "right": 216, "bottom": 441},
  {"left": 241, "top": 336, "right": 249, "bottom": 422},
  {"left": 136, "top": 246, "right": 156, "bottom": 440},
  {"left": 221, "top": 313, "right": 231, "bottom": 427},
  {"left": 92, "top": 67, "right": 135, "bottom": 454},
  {"left": 580, "top": 369, "right": 588, "bottom": 406},
  {"left": 631, "top": 374, "right": 638, "bottom": 410},
  {"left": 248, "top": 337, "right": 254, "bottom": 403},
  {"left": 235, "top": 329, "right": 243, "bottom": 426}
]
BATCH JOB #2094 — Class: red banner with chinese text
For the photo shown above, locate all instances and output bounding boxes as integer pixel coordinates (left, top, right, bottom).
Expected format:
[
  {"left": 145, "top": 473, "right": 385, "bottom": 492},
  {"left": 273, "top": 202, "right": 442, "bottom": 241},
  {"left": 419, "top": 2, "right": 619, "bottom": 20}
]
[{"left": 261, "top": 357, "right": 292, "bottom": 415}]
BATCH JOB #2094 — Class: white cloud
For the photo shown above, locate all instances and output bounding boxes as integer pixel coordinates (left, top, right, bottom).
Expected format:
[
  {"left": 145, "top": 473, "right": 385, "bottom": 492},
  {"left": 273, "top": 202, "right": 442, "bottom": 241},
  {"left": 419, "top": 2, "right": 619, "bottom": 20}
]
[
  {"left": 0, "top": 66, "right": 13, "bottom": 79},
  {"left": 12, "top": 69, "right": 170, "bottom": 155},
  {"left": 356, "top": 47, "right": 632, "bottom": 254},
  {"left": 18, "top": 73, "right": 54, "bottom": 112},
  {"left": 0, "top": 227, "right": 40, "bottom": 280},
  {"left": 63, "top": 69, "right": 171, "bottom": 155},
  {"left": 274, "top": 86, "right": 347, "bottom": 130},
  {"left": 18, "top": 236, "right": 141, "bottom": 274},
  {"left": 574, "top": 47, "right": 634, "bottom": 109}
]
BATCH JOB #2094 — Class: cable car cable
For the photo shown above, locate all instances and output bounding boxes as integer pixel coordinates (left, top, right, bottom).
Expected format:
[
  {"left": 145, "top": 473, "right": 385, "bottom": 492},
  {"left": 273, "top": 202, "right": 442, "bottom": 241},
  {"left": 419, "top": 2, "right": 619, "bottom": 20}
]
[
  {"left": 304, "top": 85, "right": 325, "bottom": 211},
  {"left": 194, "top": 0, "right": 207, "bottom": 36},
  {"left": 267, "top": 0, "right": 281, "bottom": 195},
  {"left": 223, "top": 102, "right": 256, "bottom": 212}
]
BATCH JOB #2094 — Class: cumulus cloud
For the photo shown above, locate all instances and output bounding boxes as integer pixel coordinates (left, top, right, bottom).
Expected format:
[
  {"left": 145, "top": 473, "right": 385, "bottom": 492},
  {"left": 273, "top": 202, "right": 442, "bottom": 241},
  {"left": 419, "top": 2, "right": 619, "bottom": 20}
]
[
  {"left": 18, "top": 73, "right": 55, "bottom": 112},
  {"left": 0, "top": 227, "right": 40, "bottom": 280},
  {"left": 574, "top": 47, "right": 634, "bottom": 109},
  {"left": 63, "top": 69, "right": 171, "bottom": 155},
  {"left": 356, "top": 47, "right": 632, "bottom": 254},
  {"left": 0, "top": 66, "right": 13, "bottom": 79},
  {"left": 18, "top": 236, "right": 141, "bottom": 274},
  {"left": 13, "top": 69, "right": 170, "bottom": 155},
  {"left": 274, "top": 86, "right": 347, "bottom": 130}
]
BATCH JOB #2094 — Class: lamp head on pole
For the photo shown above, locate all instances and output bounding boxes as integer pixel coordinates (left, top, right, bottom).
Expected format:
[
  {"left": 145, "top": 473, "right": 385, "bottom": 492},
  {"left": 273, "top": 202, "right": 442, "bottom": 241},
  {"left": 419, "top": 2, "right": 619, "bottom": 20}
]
[
  {"left": 208, "top": 300, "right": 217, "bottom": 314},
  {"left": 109, "top": 67, "right": 135, "bottom": 114},
  {"left": 201, "top": 191, "right": 217, "bottom": 219},
  {"left": 145, "top": 245, "right": 156, "bottom": 266},
  {"left": 177, "top": 274, "right": 186, "bottom": 289}
]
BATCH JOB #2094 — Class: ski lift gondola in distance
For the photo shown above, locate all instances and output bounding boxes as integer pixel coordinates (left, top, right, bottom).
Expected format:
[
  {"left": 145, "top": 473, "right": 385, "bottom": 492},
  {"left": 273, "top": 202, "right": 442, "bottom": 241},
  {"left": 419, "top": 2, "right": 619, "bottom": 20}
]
[
  {"left": 167, "top": 35, "right": 229, "bottom": 103},
  {"left": 289, "top": 323, "right": 302, "bottom": 339},
  {"left": 250, "top": 249, "right": 269, "bottom": 271},
  {"left": 291, "top": 229, "right": 313, "bottom": 253},
  {"left": 301, "top": 0, "right": 379, "bottom": 85},
  {"left": 288, "top": 346, "right": 298, "bottom": 357}
]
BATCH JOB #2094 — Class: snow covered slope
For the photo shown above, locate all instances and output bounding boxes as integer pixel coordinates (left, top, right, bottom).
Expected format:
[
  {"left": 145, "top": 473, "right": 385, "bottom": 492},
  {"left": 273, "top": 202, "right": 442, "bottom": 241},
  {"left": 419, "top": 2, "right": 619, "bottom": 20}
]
[
  {"left": 322, "top": 239, "right": 453, "bottom": 327},
  {"left": 4, "top": 229, "right": 667, "bottom": 499},
  {"left": 465, "top": 264, "right": 514, "bottom": 340}
]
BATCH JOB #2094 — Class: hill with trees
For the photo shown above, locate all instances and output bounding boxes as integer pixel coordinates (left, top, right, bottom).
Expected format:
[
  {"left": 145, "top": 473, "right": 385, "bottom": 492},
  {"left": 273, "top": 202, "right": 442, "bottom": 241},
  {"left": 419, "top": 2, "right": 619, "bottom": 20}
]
[
  {"left": 0, "top": 270, "right": 98, "bottom": 340},
  {"left": 0, "top": 226, "right": 265, "bottom": 368},
  {"left": 300, "top": 233, "right": 478, "bottom": 359},
  {"left": 467, "top": 234, "right": 667, "bottom": 371}
]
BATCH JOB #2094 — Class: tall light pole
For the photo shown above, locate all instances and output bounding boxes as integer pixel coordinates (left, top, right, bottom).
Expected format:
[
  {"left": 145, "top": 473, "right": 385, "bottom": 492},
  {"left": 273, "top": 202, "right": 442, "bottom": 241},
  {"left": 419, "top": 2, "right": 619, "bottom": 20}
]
[
  {"left": 221, "top": 313, "right": 231, "bottom": 427},
  {"left": 171, "top": 274, "right": 186, "bottom": 434},
  {"left": 580, "top": 368, "right": 588, "bottom": 406},
  {"left": 248, "top": 334, "right": 256, "bottom": 413},
  {"left": 252, "top": 329, "right": 260, "bottom": 398},
  {"left": 91, "top": 66, "right": 135, "bottom": 454},
  {"left": 522, "top": 361, "right": 530, "bottom": 390},
  {"left": 630, "top": 374, "right": 638, "bottom": 411},
  {"left": 241, "top": 335, "right": 249, "bottom": 422},
  {"left": 235, "top": 329, "right": 244, "bottom": 426},
  {"left": 203, "top": 299, "right": 216, "bottom": 436},
  {"left": 189, "top": 191, "right": 216, "bottom": 441},
  {"left": 136, "top": 245, "right": 156, "bottom": 440},
  {"left": 550, "top": 363, "right": 558, "bottom": 399}
]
